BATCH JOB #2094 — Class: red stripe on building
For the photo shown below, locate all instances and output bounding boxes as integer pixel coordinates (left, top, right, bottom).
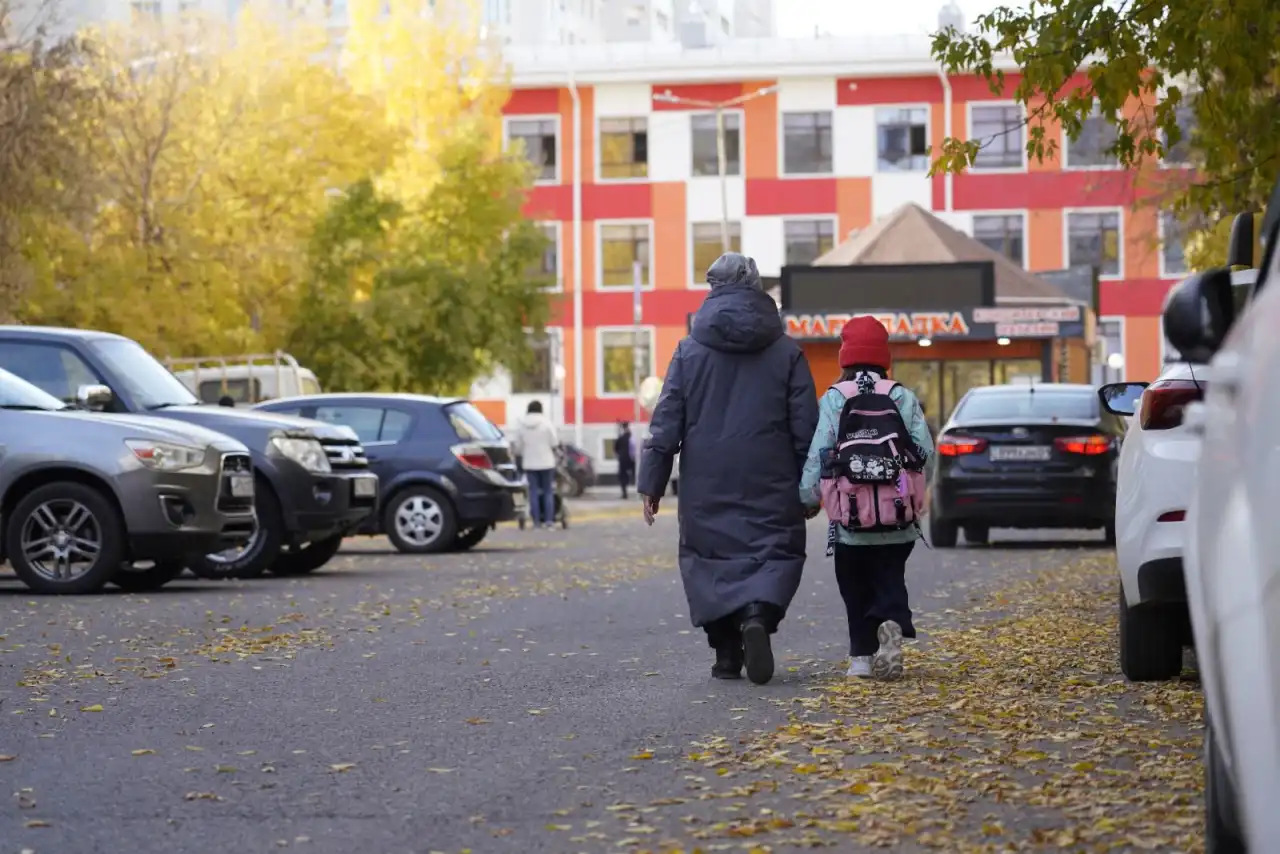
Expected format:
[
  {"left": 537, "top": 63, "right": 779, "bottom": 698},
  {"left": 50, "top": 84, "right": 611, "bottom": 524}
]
[
  {"left": 837, "top": 75, "right": 943, "bottom": 106},
  {"left": 504, "top": 88, "right": 561, "bottom": 115},
  {"left": 584, "top": 183, "right": 652, "bottom": 220},
  {"left": 523, "top": 185, "right": 572, "bottom": 220},
  {"left": 745, "top": 178, "right": 837, "bottom": 216},
  {"left": 576, "top": 290, "right": 706, "bottom": 327},
  {"left": 650, "top": 82, "right": 744, "bottom": 110},
  {"left": 931, "top": 173, "right": 946, "bottom": 210},
  {"left": 583, "top": 398, "right": 647, "bottom": 423},
  {"left": 953, "top": 170, "right": 1140, "bottom": 210},
  {"left": 949, "top": 73, "right": 1025, "bottom": 102},
  {"left": 1099, "top": 278, "right": 1178, "bottom": 316}
]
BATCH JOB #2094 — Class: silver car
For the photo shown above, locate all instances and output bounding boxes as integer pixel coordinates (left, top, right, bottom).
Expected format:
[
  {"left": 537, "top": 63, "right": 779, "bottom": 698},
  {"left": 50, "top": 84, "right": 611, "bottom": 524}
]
[{"left": 0, "top": 370, "right": 256, "bottom": 594}]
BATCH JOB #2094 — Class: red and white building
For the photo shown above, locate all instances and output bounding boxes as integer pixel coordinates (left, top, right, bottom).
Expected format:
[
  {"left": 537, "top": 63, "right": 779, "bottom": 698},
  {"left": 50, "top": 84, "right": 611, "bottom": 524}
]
[{"left": 469, "top": 36, "right": 1189, "bottom": 471}]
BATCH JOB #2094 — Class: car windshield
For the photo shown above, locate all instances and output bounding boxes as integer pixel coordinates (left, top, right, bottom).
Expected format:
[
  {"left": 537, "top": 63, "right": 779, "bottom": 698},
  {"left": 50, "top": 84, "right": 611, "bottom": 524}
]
[
  {"left": 89, "top": 339, "right": 198, "bottom": 410},
  {"left": 445, "top": 402, "right": 504, "bottom": 442},
  {"left": 956, "top": 389, "right": 1097, "bottom": 421},
  {"left": 0, "top": 368, "right": 65, "bottom": 410}
]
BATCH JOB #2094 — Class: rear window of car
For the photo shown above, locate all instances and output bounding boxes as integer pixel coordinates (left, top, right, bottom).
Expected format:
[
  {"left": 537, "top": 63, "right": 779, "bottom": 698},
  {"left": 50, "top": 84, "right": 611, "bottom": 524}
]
[
  {"left": 445, "top": 402, "right": 503, "bottom": 442},
  {"left": 955, "top": 390, "right": 1097, "bottom": 421}
]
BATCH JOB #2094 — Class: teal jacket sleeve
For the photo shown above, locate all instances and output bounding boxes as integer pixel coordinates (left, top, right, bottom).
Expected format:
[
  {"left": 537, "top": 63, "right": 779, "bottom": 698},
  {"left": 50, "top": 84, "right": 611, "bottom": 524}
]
[
  {"left": 799, "top": 389, "right": 842, "bottom": 507},
  {"left": 891, "top": 385, "right": 934, "bottom": 463}
]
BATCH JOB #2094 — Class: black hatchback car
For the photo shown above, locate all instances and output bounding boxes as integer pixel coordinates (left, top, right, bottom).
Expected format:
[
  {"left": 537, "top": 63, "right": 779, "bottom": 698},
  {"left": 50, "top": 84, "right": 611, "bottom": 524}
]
[
  {"left": 254, "top": 394, "right": 527, "bottom": 553},
  {"left": 929, "top": 383, "right": 1127, "bottom": 547}
]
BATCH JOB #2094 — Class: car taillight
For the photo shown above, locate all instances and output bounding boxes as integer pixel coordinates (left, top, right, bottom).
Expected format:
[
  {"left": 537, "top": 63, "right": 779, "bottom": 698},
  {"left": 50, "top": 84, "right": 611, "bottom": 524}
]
[
  {"left": 1054, "top": 435, "right": 1113, "bottom": 455},
  {"left": 451, "top": 444, "right": 493, "bottom": 470},
  {"left": 937, "top": 435, "right": 988, "bottom": 456},
  {"left": 1139, "top": 379, "right": 1204, "bottom": 431}
]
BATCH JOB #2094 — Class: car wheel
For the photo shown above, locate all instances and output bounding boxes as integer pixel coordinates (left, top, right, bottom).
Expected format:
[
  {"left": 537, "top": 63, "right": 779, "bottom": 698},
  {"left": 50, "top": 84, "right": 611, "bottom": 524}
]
[
  {"left": 112, "top": 560, "right": 185, "bottom": 592},
  {"left": 1118, "top": 585, "right": 1183, "bottom": 681},
  {"left": 271, "top": 534, "right": 344, "bottom": 576},
  {"left": 6, "top": 482, "right": 125, "bottom": 595},
  {"left": 569, "top": 476, "right": 586, "bottom": 498},
  {"left": 1206, "top": 716, "right": 1247, "bottom": 854},
  {"left": 929, "top": 514, "right": 958, "bottom": 548},
  {"left": 190, "top": 477, "right": 284, "bottom": 580},
  {"left": 384, "top": 487, "right": 456, "bottom": 554},
  {"left": 450, "top": 526, "right": 488, "bottom": 552},
  {"left": 963, "top": 525, "right": 990, "bottom": 546}
]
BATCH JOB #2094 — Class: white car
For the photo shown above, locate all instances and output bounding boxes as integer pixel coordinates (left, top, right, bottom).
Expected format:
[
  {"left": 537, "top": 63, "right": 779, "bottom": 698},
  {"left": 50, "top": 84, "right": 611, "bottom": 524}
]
[{"left": 1174, "top": 219, "right": 1278, "bottom": 852}]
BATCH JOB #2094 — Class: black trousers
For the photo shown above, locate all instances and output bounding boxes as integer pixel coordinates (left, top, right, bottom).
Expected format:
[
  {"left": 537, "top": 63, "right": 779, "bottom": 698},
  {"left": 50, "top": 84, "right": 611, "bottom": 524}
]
[
  {"left": 833, "top": 541, "right": 916, "bottom": 657},
  {"left": 617, "top": 460, "right": 634, "bottom": 497},
  {"left": 703, "top": 602, "right": 782, "bottom": 649}
]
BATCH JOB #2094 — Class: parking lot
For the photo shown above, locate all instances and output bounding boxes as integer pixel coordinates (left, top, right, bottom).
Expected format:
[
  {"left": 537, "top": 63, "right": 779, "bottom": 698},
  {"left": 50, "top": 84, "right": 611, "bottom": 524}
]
[{"left": 0, "top": 496, "right": 1204, "bottom": 853}]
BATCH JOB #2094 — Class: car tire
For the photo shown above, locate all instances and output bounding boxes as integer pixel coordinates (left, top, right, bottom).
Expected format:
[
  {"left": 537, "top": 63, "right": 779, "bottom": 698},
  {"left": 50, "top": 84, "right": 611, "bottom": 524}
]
[
  {"left": 1118, "top": 585, "right": 1183, "bottom": 681},
  {"left": 384, "top": 486, "right": 456, "bottom": 554},
  {"left": 1205, "top": 716, "right": 1247, "bottom": 854},
  {"left": 929, "top": 514, "right": 958, "bottom": 548},
  {"left": 112, "top": 560, "right": 185, "bottom": 592},
  {"left": 271, "top": 534, "right": 344, "bottom": 576},
  {"left": 190, "top": 476, "right": 284, "bottom": 580},
  {"left": 1104, "top": 521, "right": 1117, "bottom": 546},
  {"left": 450, "top": 526, "right": 488, "bottom": 552},
  {"left": 6, "top": 482, "right": 125, "bottom": 595},
  {"left": 963, "top": 525, "right": 990, "bottom": 546}
]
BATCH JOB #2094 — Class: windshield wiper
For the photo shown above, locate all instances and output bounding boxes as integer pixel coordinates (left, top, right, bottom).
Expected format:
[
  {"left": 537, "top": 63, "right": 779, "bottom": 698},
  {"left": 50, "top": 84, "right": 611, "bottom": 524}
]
[{"left": 146, "top": 402, "right": 187, "bottom": 410}]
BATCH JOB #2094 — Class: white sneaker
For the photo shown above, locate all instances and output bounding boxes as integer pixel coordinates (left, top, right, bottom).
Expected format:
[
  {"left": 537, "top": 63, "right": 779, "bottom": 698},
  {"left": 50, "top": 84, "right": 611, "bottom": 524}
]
[
  {"left": 845, "top": 655, "right": 872, "bottom": 678},
  {"left": 870, "top": 620, "right": 905, "bottom": 681}
]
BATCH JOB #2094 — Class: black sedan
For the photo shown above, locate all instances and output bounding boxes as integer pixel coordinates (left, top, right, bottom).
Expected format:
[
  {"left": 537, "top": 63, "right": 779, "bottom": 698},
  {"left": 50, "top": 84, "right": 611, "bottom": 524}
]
[
  {"left": 928, "top": 383, "right": 1127, "bottom": 547},
  {"left": 255, "top": 394, "right": 527, "bottom": 554}
]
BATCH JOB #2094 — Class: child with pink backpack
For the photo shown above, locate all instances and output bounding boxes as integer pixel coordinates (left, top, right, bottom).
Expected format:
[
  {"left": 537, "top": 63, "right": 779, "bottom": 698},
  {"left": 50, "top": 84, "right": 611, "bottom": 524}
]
[{"left": 799, "top": 316, "right": 934, "bottom": 681}]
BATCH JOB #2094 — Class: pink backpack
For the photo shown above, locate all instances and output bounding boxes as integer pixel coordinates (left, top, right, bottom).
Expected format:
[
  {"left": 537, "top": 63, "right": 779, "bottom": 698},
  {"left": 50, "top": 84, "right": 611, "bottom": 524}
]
[{"left": 818, "top": 379, "right": 928, "bottom": 532}]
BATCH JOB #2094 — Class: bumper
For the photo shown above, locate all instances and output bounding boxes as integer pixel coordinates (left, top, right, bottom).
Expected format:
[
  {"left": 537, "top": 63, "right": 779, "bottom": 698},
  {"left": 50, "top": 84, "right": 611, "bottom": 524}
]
[
  {"left": 1136, "top": 556, "right": 1186, "bottom": 604},
  {"left": 456, "top": 479, "right": 527, "bottom": 527},
  {"left": 933, "top": 473, "right": 1114, "bottom": 528},
  {"left": 279, "top": 470, "right": 379, "bottom": 538}
]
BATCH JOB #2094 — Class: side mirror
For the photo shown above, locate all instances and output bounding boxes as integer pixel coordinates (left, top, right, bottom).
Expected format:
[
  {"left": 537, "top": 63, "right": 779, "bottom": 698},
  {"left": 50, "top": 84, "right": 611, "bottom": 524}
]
[
  {"left": 1227, "top": 213, "right": 1256, "bottom": 269},
  {"left": 1098, "top": 382, "right": 1148, "bottom": 417},
  {"left": 76, "top": 383, "right": 113, "bottom": 411},
  {"left": 1163, "top": 268, "right": 1237, "bottom": 364}
]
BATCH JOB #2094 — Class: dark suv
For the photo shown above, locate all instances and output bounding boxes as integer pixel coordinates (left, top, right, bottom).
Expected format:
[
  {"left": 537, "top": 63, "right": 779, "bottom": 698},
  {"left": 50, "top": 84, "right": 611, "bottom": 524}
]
[
  {"left": 0, "top": 327, "right": 379, "bottom": 577},
  {"left": 254, "top": 393, "right": 527, "bottom": 553}
]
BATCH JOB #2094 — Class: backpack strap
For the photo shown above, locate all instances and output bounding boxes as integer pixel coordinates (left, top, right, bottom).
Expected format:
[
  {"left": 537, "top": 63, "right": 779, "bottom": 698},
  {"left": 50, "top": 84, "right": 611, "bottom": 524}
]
[
  {"left": 873, "top": 378, "right": 900, "bottom": 395},
  {"left": 830, "top": 381, "right": 861, "bottom": 398}
]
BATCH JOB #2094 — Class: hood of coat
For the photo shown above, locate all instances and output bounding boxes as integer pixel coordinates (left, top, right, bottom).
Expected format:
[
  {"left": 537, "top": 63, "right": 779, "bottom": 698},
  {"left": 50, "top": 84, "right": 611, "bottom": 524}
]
[
  {"left": 520, "top": 412, "right": 548, "bottom": 429},
  {"left": 690, "top": 253, "right": 784, "bottom": 354}
]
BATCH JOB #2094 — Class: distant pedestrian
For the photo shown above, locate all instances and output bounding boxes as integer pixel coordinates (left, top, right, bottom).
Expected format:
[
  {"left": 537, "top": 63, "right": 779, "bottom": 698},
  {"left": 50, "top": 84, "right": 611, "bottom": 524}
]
[
  {"left": 615, "top": 421, "right": 635, "bottom": 499},
  {"left": 640, "top": 252, "right": 819, "bottom": 685},
  {"left": 512, "top": 401, "right": 559, "bottom": 530},
  {"left": 800, "top": 316, "right": 934, "bottom": 681}
]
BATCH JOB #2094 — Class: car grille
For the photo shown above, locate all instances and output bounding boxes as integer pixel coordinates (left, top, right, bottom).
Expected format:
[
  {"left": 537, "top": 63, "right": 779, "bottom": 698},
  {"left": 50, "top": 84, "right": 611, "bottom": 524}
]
[
  {"left": 321, "top": 438, "right": 369, "bottom": 470},
  {"left": 217, "top": 452, "right": 254, "bottom": 513}
]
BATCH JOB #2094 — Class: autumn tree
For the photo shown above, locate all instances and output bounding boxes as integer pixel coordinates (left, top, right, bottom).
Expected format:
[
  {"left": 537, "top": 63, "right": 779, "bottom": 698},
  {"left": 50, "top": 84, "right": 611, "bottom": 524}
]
[{"left": 930, "top": 0, "right": 1280, "bottom": 268}]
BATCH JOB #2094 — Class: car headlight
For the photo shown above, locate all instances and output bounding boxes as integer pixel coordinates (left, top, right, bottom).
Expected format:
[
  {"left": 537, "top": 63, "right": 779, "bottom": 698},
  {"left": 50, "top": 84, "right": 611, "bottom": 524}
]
[
  {"left": 126, "top": 439, "right": 207, "bottom": 472},
  {"left": 271, "top": 436, "right": 331, "bottom": 473}
]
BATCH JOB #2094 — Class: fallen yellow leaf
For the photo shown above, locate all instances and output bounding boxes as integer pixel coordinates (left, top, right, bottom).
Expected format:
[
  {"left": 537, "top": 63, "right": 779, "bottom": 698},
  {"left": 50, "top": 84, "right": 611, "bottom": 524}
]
[
  {"left": 80, "top": 704, "right": 103, "bottom": 713},
  {"left": 329, "top": 763, "right": 356, "bottom": 772},
  {"left": 131, "top": 749, "right": 155, "bottom": 756}
]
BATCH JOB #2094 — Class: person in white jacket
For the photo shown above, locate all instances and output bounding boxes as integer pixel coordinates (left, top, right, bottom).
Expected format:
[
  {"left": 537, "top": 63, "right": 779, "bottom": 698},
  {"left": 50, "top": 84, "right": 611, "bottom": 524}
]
[{"left": 511, "top": 401, "right": 560, "bottom": 529}]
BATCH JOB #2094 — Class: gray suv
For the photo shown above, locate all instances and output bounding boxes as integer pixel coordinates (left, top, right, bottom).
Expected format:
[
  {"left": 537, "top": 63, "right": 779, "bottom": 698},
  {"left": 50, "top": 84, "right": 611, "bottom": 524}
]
[{"left": 0, "top": 369, "right": 255, "bottom": 594}]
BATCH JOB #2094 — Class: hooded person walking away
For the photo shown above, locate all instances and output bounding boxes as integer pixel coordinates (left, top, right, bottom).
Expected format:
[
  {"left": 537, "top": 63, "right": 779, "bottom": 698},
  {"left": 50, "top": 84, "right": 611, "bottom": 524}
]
[
  {"left": 512, "top": 401, "right": 560, "bottom": 529},
  {"left": 639, "top": 253, "right": 819, "bottom": 685}
]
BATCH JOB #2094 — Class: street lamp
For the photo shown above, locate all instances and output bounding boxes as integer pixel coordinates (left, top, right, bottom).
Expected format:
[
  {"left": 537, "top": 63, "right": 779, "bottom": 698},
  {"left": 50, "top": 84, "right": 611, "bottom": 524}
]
[{"left": 651, "top": 85, "right": 777, "bottom": 254}]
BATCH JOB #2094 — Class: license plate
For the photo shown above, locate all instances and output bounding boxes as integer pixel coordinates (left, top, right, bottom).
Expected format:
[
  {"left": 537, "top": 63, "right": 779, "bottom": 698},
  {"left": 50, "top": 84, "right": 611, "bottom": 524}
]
[
  {"left": 352, "top": 476, "right": 378, "bottom": 498},
  {"left": 989, "top": 445, "right": 1052, "bottom": 462},
  {"left": 512, "top": 491, "right": 527, "bottom": 509},
  {"left": 228, "top": 474, "right": 255, "bottom": 498}
]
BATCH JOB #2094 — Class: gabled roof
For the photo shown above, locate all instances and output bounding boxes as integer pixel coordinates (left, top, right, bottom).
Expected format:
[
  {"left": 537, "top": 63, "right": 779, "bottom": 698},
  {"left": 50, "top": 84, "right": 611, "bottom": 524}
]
[{"left": 813, "top": 203, "right": 1071, "bottom": 302}]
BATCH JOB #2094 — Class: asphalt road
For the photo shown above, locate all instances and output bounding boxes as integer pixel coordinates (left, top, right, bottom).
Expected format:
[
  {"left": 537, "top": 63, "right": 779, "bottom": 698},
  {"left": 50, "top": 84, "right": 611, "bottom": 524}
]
[{"left": 0, "top": 504, "right": 1201, "bottom": 854}]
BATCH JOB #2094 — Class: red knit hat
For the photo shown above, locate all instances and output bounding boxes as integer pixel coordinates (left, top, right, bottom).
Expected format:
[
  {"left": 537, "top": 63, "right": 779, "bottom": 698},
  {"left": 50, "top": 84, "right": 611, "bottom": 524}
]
[{"left": 838, "top": 315, "right": 892, "bottom": 369}]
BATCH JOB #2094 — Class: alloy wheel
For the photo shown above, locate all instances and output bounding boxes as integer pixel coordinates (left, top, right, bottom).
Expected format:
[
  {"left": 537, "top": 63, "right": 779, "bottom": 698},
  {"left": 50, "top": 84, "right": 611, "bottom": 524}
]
[
  {"left": 394, "top": 495, "right": 443, "bottom": 547},
  {"left": 20, "top": 499, "right": 103, "bottom": 582},
  {"left": 205, "top": 511, "right": 261, "bottom": 565}
]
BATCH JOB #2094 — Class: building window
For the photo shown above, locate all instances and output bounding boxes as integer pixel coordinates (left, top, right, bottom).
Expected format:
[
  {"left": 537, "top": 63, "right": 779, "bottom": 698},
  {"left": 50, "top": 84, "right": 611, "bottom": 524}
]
[
  {"left": 599, "top": 329, "right": 653, "bottom": 396},
  {"left": 1163, "top": 103, "right": 1196, "bottom": 165},
  {"left": 1097, "top": 319, "right": 1125, "bottom": 383},
  {"left": 876, "top": 107, "right": 929, "bottom": 172},
  {"left": 784, "top": 219, "right": 836, "bottom": 266},
  {"left": 505, "top": 118, "right": 557, "bottom": 182},
  {"left": 599, "top": 222, "right": 651, "bottom": 288},
  {"left": 970, "top": 104, "right": 1023, "bottom": 169},
  {"left": 690, "top": 112, "right": 741, "bottom": 176},
  {"left": 1067, "top": 211, "right": 1122, "bottom": 277},
  {"left": 972, "top": 214, "right": 1025, "bottom": 266},
  {"left": 691, "top": 222, "right": 742, "bottom": 282},
  {"left": 1066, "top": 104, "right": 1119, "bottom": 168},
  {"left": 531, "top": 223, "right": 558, "bottom": 285},
  {"left": 131, "top": 0, "right": 162, "bottom": 21},
  {"left": 599, "top": 117, "right": 648, "bottom": 179},
  {"left": 511, "top": 330, "right": 556, "bottom": 394},
  {"left": 782, "top": 111, "right": 833, "bottom": 175},
  {"left": 1161, "top": 212, "right": 1188, "bottom": 277}
]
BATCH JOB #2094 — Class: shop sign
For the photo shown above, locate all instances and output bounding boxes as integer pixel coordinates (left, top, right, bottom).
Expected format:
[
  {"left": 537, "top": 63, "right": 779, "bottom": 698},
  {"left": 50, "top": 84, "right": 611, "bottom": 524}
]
[
  {"left": 972, "top": 306, "right": 1082, "bottom": 323},
  {"left": 784, "top": 311, "right": 971, "bottom": 340}
]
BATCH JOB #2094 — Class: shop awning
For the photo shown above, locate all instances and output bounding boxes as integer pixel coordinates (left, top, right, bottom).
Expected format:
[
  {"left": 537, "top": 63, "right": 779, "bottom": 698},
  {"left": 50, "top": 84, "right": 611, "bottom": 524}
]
[{"left": 814, "top": 203, "right": 1073, "bottom": 302}]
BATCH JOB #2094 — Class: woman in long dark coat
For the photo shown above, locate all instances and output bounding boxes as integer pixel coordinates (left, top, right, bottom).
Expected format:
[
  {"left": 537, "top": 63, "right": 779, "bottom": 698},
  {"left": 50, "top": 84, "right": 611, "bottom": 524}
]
[{"left": 638, "top": 253, "right": 819, "bottom": 685}]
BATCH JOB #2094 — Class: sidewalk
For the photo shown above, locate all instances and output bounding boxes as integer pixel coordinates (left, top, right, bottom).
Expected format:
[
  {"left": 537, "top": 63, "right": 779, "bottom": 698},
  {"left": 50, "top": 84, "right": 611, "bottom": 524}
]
[{"left": 565, "top": 485, "right": 675, "bottom": 522}]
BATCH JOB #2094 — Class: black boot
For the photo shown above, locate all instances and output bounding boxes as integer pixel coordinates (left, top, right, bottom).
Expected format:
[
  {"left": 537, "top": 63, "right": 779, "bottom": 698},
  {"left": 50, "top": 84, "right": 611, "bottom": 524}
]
[
  {"left": 739, "top": 603, "right": 776, "bottom": 685},
  {"left": 711, "top": 642, "right": 743, "bottom": 680}
]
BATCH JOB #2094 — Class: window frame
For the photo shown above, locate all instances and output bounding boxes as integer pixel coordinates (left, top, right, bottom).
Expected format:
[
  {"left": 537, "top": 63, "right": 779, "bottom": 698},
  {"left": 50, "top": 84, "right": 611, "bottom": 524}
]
[
  {"left": 782, "top": 217, "right": 838, "bottom": 267},
  {"left": 503, "top": 114, "right": 560, "bottom": 184},
  {"left": 596, "top": 325, "right": 656, "bottom": 399},
  {"left": 509, "top": 326, "right": 563, "bottom": 395},
  {"left": 534, "top": 221, "right": 563, "bottom": 292},
  {"left": 1160, "top": 102, "right": 1196, "bottom": 167},
  {"left": 1097, "top": 315, "right": 1127, "bottom": 382},
  {"left": 312, "top": 403, "right": 415, "bottom": 446},
  {"left": 970, "top": 210, "right": 1028, "bottom": 268},
  {"left": 1158, "top": 210, "right": 1189, "bottom": 279},
  {"left": 874, "top": 104, "right": 932, "bottom": 173},
  {"left": 779, "top": 110, "right": 834, "bottom": 176},
  {"left": 966, "top": 102, "right": 1027, "bottom": 172},
  {"left": 596, "top": 115, "right": 649, "bottom": 183},
  {"left": 596, "top": 219, "right": 654, "bottom": 292},
  {"left": 1063, "top": 207, "right": 1125, "bottom": 280},
  {"left": 1064, "top": 103, "right": 1122, "bottom": 171},
  {"left": 688, "top": 220, "right": 744, "bottom": 289},
  {"left": 689, "top": 108, "right": 744, "bottom": 178}
]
